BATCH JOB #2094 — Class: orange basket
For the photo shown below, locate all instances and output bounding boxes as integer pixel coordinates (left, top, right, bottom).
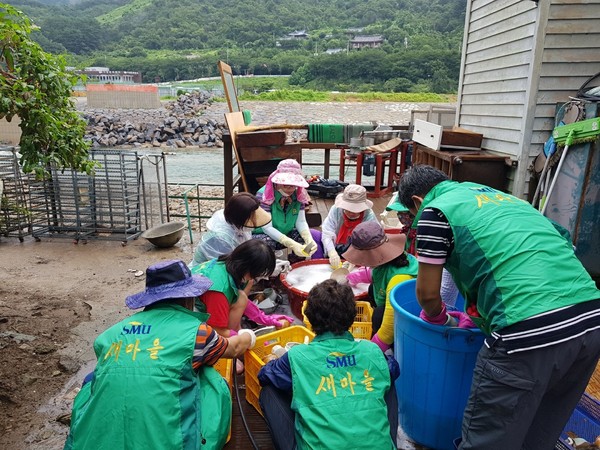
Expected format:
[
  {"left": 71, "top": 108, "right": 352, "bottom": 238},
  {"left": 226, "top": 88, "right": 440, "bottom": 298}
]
[
  {"left": 213, "top": 358, "right": 233, "bottom": 393},
  {"left": 302, "top": 300, "right": 373, "bottom": 340},
  {"left": 244, "top": 326, "right": 315, "bottom": 416},
  {"left": 213, "top": 358, "right": 233, "bottom": 443}
]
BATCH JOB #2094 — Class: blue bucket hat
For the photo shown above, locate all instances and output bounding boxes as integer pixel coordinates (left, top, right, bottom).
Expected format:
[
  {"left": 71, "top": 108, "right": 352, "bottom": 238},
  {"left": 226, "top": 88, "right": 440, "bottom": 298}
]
[{"left": 126, "top": 260, "right": 212, "bottom": 309}]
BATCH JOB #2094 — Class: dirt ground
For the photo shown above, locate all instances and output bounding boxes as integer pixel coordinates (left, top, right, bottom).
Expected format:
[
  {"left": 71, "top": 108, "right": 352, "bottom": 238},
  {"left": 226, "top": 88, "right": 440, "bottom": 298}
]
[{"left": 0, "top": 234, "right": 193, "bottom": 449}]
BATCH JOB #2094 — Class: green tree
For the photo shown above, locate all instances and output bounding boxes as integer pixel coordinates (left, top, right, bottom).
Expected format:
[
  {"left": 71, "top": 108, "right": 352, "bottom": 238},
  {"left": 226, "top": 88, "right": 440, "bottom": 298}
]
[{"left": 0, "top": 4, "right": 94, "bottom": 177}]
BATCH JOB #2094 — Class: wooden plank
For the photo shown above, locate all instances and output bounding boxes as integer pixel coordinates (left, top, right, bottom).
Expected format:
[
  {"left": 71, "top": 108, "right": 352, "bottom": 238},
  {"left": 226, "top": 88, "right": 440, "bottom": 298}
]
[
  {"left": 546, "top": 18, "right": 600, "bottom": 33},
  {"left": 461, "top": 78, "right": 527, "bottom": 95},
  {"left": 468, "top": 25, "right": 535, "bottom": 53},
  {"left": 542, "top": 47, "right": 600, "bottom": 63},
  {"left": 549, "top": 4, "right": 600, "bottom": 20},
  {"left": 236, "top": 130, "right": 286, "bottom": 147},
  {"left": 469, "top": 2, "right": 535, "bottom": 34},
  {"left": 460, "top": 103, "right": 524, "bottom": 117},
  {"left": 224, "top": 112, "right": 249, "bottom": 192},
  {"left": 464, "top": 51, "right": 531, "bottom": 71},
  {"left": 238, "top": 145, "right": 302, "bottom": 162}
]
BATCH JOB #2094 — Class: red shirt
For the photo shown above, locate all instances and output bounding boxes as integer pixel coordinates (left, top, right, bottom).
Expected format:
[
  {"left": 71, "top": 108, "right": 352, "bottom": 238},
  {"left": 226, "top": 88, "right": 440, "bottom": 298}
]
[{"left": 199, "top": 290, "right": 231, "bottom": 328}]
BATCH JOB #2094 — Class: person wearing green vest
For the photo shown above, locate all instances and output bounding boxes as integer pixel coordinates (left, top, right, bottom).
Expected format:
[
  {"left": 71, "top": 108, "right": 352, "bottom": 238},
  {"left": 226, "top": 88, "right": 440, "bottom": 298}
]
[
  {"left": 253, "top": 159, "right": 320, "bottom": 260},
  {"left": 258, "top": 279, "right": 399, "bottom": 450},
  {"left": 341, "top": 221, "right": 420, "bottom": 352},
  {"left": 63, "top": 260, "right": 257, "bottom": 450},
  {"left": 397, "top": 164, "right": 600, "bottom": 450},
  {"left": 193, "top": 239, "right": 294, "bottom": 340}
]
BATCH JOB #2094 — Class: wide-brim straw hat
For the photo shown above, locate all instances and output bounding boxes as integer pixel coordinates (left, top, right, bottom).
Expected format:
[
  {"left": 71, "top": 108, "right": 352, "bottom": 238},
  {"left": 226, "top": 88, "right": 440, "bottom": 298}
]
[
  {"left": 244, "top": 207, "right": 271, "bottom": 228},
  {"left": 342, "top": 221, "right": 406, "bottom": 267},
  {"left": 270, "top": 159, "right": 309, "bottom": 188},
  {"left": 126, "top": 260, "right": 213, "bottom": 309},
  {"left": 334, "top": 184, "right": 373, "bottom": 213}
]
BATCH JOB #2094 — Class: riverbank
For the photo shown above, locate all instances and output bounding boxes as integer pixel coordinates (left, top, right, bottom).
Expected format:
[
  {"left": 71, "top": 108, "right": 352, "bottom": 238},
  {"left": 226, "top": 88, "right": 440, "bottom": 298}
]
[{"left": 76, "top": 96, "right": 455, "bottom": 150}]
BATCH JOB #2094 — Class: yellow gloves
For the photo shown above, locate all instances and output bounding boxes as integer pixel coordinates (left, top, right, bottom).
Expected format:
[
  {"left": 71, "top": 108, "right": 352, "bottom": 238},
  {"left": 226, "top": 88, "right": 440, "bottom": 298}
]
[
  {"left": 299, "top": 230, "right": 318, "bottom": 257},
  {"left": 328, "top": 249, "right": 342, "bottom": 269},
  {"left": 279, "top": 235, "right": 308, "bottom": 257}
]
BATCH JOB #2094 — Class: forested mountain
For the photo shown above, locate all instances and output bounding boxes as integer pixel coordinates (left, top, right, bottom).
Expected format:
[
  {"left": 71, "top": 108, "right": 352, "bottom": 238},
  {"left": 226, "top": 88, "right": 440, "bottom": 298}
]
[{"left": 8, "top": 0, "right": 467, "bottom": 92}]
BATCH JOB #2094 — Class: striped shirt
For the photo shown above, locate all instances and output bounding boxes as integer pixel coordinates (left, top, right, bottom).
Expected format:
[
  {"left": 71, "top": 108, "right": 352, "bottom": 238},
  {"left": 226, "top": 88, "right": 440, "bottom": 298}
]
[
  {"left": 192, "top": 324, "right": 228, "bottom": 371},
  {"left": 415, "top": 208, "right": 454, "bottom": 264},
  {"left": 416, "top": 207, "right": 600, "bottom": 353}
]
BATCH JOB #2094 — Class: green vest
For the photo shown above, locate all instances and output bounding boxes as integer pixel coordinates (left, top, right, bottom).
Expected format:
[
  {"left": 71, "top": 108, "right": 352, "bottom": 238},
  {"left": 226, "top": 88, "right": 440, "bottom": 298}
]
[
  {"left": 419, "top": 181, "right": 600, "bottom": 334},
  {"left": 254, "top": 186, "right": 301, "bottom": 236},
  {"left": 287, "top": 332, "right": 394, "bottom": 450},
  {"left": 192, "top": 259, "right": 239, "bottom": 313},
  {"left": 66, "top": 303, "right": 231, "bottom": 450},
  {"left": 372, "top": 253, "right": 419, "bottom": 306}
]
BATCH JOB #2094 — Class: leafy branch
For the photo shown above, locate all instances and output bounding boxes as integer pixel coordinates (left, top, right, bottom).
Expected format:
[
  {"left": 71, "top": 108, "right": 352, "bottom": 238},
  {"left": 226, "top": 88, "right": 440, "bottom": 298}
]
[{"left": 0, "top": 3, "right": 96, "bottom": 178}]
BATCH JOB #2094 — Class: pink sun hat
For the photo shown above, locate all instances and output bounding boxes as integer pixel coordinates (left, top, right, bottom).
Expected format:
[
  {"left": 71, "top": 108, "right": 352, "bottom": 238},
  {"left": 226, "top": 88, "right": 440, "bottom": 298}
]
[{"left": 270, "top": 159, "right": 309, "bottom": 188}]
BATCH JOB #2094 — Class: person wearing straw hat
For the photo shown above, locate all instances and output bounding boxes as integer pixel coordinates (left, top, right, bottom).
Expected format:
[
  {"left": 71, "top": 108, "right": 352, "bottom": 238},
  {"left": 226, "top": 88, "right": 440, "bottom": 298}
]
[
  {"left": 321, "top": 184, "right": 377, "bottom": 269},
  {"left": 63, "top": 260, "right": 256, "bottom": 450},
  {"left": 342, "top": 221, "right": 420, "bottom": 353},
  {"left": 258, "top": 279, "right": 399, "bottom": 450},
  {"left": 253, "top": 159, "right": 320, "bottom": 260},
  {"left": 397, "top": 164, "right": 600, "bottom": 450},
  {"left": 189, "top": 192, "right": 272, "bottom": 268}
]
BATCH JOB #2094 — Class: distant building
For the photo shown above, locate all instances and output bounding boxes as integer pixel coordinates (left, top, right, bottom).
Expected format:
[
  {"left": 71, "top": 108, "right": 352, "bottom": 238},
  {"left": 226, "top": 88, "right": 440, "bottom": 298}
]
[
  {"left": 288, "top": 30, "right": 309, "bottom": 39},
  {"left": 77, "top": 67, "right": 142, "bottom": 84},
  {"left": 345, "top": 27, "right": 364, "bottom": 36},
  {"left": 350, "top": 35, "right": 384, "bottom": 49},
  {"left": 325, "top": 48, "right": 345, "bottom": 55}
]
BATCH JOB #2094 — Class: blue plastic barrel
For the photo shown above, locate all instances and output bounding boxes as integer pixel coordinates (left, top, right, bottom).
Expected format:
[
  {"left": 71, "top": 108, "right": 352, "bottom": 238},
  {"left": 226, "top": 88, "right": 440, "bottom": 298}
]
[{"left": 390, "top": 279, "right": 485, "bottom": 450}]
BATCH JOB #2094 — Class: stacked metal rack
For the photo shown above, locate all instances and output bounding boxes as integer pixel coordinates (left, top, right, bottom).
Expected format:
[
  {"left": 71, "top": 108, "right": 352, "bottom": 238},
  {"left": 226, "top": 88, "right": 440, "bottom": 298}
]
[
  {"left": 28, "top": 150, "right": 142, "bottom": 243},
  {"left": 0, "top": 146, "right": 30, "bottom": 241}
]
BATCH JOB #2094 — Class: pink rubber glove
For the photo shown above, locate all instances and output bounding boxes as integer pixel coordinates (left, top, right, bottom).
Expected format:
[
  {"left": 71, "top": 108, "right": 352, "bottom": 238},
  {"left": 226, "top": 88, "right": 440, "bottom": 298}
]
[
  {"left": 371, "top": 333, "right": 391, "bottom": 352},
  {"left": 244, "top": 301, "right": 294, "bottom": 328},
  {"left": 346, "top": 266, "right": 372, "bottom": 286},
  {"left": 447, "top": 311, "right": 477, "bottom": 329},
  {"left": 419, "top": 304, "right": 451, "bottom": 325}
]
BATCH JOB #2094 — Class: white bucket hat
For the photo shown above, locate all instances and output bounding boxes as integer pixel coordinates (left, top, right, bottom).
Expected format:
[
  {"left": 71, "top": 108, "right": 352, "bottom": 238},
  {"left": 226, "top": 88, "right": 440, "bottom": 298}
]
[{"left": 334, "top": 184, "right": 373, "bottom": 213}]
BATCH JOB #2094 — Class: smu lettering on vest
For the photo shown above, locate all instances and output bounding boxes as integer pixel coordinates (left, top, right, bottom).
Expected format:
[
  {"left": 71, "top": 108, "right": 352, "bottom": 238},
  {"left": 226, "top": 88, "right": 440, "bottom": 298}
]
[
  {"left": 325, "top": 352, "right": 357, "bottom": 369},
  {"left": 287, "top": 332, "right": 395, "bottom": 449},
  {"left": 68, "top": 303, "right": 211, "bottom": 450}
]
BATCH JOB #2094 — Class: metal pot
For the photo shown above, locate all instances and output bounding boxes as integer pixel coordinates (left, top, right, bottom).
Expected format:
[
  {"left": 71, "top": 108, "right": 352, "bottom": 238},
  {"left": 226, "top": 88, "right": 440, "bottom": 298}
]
[
  {"left": 349, "top": 136, "right": 375, "bottom": 147},
  {"left": 250, "top": 288, "right": 279, "bottom": 314},
  {"left": 141, "top": 221, "right": 185, "bottom": 248},
  {"left": 363, "top": 130, "right": 403, "bottom": 144}
]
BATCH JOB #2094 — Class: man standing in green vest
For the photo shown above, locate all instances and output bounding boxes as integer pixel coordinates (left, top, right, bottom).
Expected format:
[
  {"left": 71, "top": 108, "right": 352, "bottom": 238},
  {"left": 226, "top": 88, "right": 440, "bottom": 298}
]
[
  {"left": 63, "top": 259, "right": 256, "bottom": 450},
  {"left": 397, "top": 164, "right": 600, "bottom": 450},
  {"left": 258, "top": 279, "right": 399, "bottom": 449}
]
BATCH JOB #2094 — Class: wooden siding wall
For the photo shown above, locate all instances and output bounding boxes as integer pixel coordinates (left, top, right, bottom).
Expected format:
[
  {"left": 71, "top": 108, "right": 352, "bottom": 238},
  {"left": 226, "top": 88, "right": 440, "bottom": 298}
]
[
  {"left": 457, "top": 0, "right": 600, "bottom": 197},
  {"left": 457, "top": 0, "right": 538, "bottom": 160},
  {"left": 535, "top": 0, "right": 600, "bottom": 161}
]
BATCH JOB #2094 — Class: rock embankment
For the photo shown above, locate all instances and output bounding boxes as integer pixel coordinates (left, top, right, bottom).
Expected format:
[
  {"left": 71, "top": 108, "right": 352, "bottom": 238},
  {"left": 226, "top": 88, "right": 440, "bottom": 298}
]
[{"left": 82, "top": 91, "right": 226, "bottom": 149}]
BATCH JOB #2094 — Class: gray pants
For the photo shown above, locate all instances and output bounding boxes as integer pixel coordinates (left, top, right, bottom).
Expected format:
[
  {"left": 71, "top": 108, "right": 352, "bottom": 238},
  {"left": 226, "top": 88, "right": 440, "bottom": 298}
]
[{"left": 459, "top": 329, "right": 600, "bottom": 450}]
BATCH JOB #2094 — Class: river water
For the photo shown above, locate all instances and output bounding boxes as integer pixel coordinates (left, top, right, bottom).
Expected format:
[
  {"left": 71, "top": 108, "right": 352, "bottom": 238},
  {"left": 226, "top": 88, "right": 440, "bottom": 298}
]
[{"left": 140, "top": 147, "right": 359, "bottom": 186}]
